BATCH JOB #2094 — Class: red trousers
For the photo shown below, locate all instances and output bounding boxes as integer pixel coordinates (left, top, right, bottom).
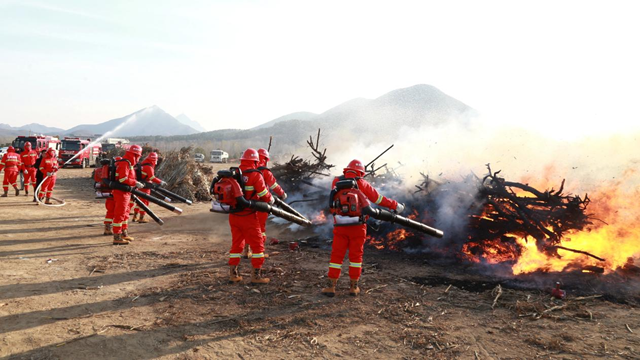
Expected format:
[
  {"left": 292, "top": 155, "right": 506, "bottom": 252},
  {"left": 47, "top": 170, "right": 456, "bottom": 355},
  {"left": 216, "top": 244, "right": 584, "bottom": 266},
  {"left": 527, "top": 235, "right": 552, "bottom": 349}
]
[
  {"left": 133, "top": 188, "right": 151, "bottom": 215},
  {"left": 257, "top": 211, "right": 268, "bottom": 244},
  {"left": 104, "top": 197, "right": 115, "bottom": 224},
  {"left": 112, "top": 189, "right": 131, "bottom": 234},
  {"left": 2, "top": 169, "right": 19, "bottom": 192},
  {"left": 327, "top": 224, "right": 366, "bottom": 280},
  {"left": 228, "top": 212, "right": 265, "bottom": 269},
  {"left": 23, "top": 167, "right": 37, "bottom": 191},
  {"left": 40, "top": 175, "right": 56, "bottom": 198}
]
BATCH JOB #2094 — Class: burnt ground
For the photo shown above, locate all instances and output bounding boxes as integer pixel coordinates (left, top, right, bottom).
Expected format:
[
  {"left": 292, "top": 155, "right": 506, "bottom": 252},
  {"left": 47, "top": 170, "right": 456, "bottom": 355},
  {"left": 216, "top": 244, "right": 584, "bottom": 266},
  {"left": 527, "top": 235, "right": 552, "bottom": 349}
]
[{"left": 1, "top": 168, "right": 640, "bottom": 359}]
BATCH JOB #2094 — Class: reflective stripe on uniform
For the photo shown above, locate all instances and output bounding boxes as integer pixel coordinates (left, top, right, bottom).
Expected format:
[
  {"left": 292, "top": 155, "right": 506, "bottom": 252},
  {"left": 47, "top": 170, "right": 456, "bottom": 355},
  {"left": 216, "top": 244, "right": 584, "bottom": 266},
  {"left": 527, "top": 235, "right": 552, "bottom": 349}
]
[
  {"left": 104, "top": 218, "right": 113, "bottom": 223},
  {"left": 375, "top": 194, "right": 384, "bottom": 204},
  {"left": 113, "top": 223, "right": 122, "bottom": 227},
  {"left": 149, "top": 176, "right": 156, "bottom": 181},
  {"left": 329, "top": 262, "right": 342, "bottom": 269},
  {"left": 244, "top": 186, "right": 254, "bottom": 191},
  {"left": 262, "top": 232, "right": 267, "bottom": 237},
  {"left": 141, "top": 171, "right": 147, "bottom": 176},
  {"left": 229, "top": 253, "right": 242, "bottom": 258},
  {"left": 349, "top": 262, "right": 362, "bottom": 268},
  {"left": 257, "top": 189, "right": 268, "bottom": 197},
  {"left": 270, "top": 182, "right": 279, "bottom": 190},
  {"left": 252, "top": 253, "right": 265, "bottom": 258}
]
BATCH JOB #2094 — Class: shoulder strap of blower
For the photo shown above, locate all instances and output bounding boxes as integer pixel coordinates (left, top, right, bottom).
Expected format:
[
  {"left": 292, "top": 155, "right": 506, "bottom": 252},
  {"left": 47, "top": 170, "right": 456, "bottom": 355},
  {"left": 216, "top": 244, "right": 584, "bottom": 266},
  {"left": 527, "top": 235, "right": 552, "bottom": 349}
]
[{"left": 107, "top": 158, "right": 130, "bottom": 182}]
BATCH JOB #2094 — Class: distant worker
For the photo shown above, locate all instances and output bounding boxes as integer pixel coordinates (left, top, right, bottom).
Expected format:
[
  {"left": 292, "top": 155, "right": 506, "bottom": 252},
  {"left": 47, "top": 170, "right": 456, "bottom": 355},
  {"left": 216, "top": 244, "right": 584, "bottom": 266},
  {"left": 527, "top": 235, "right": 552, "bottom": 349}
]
[
  {"left": 112, "top": 145, "right": 144, "bottom": 245},
  {"left": 132, "top": 152, "right": 166, "bottom": 223},
  {"left": 254, "top": 148, "right": 287, "bottom": 252},
  {"left": 0, "top": 146, "right": 22, "bottom": 197},
  {"left": 20, "top": 142, "right": 38, "bottom": 196},
  {"left": 227, "top": 148, "right": 274, "bottom": 284},
  {"left": 38, "top": 148, "right": 59, "bottom": 204},
  {"left": 32, "top": 149, "right": 46, "bottom": 202},
  {"left": 322, "top": 159, "right": 404, "bottom": 297}
]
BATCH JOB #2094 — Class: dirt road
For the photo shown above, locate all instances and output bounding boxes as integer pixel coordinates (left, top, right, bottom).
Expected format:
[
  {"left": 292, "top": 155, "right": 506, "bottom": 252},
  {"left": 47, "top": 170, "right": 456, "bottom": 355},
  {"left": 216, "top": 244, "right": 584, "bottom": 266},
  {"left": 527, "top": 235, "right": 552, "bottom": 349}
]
[{"left": 1, "top": 168, "right": 639, "bottom": 359}]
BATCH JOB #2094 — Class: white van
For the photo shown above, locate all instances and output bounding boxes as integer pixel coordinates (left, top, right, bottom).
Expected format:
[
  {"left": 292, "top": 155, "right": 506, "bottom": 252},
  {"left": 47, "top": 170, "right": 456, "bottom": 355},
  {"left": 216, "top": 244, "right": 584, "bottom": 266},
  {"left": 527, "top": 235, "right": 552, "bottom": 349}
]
[{"left": 210, "top": 150, "right": 229, "bottom": 163}]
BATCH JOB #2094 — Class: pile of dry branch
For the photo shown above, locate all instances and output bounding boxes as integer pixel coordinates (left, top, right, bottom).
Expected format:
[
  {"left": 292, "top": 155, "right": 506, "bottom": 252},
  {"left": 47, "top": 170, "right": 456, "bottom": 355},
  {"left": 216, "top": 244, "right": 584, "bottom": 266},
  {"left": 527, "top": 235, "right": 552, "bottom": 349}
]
[
  {"left": 270, "top": 129, "right": 334, "bottom": 190},
  {"left": 156, "top": 146, "right": 214, "bottom": 202}
]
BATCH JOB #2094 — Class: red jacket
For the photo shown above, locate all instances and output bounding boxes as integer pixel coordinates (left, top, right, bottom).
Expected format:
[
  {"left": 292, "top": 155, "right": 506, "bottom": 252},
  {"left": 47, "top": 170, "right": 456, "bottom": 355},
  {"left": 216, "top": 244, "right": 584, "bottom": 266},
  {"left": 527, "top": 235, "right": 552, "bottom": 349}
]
[
  {"left": 39, "top": 155, "right": 59, "bottom": 175},
  {"left": 115, "top": 158, "right": 137, "bottom": 187},
  {"left": 258, "top": 166, "right": 285, "bottom": 197},
  {"left": 0, "top": 152, "right": 21, "bottom": 172},
  {"left": 20, "top": 150, "right": 38, "bottom": 169},
  {"left": 139, "top": 162, "right": 162, "bottom": 184},
  {"left": 331, "top": 173, "right": 398, "bottom": 210},
  {"left": 232, "top": 162, "right": 273, "bottom": 215}
]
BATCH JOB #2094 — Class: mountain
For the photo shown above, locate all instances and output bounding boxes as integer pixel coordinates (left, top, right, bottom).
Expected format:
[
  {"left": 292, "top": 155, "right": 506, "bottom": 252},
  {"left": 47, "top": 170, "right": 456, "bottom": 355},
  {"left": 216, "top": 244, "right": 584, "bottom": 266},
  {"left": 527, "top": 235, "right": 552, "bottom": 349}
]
[
  {"left": 175, "top": 113, "right": 206, "bottom": 132},
  {"left": 65, "top": 106, "right": 200, "bottom": 137},
  {"left": 251, "top": 85, "right": 474, "bottom": 140},
  {"left": 0, "top": 123, "right": 64, "bottom": 135},
  {"left": 252, "top": 111, "right": 317, "bottom": 130}
]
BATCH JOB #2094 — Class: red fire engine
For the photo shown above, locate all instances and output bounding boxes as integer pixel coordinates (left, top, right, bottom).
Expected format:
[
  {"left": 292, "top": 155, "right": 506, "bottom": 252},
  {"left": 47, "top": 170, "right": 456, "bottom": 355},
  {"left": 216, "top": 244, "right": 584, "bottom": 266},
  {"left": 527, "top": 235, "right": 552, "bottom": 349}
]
[
  {"left": 12, "top": 135, "right": 61, "bottom": 155},
  {"left": 58, "top": 137, "right": 102, "bottom": 168}
]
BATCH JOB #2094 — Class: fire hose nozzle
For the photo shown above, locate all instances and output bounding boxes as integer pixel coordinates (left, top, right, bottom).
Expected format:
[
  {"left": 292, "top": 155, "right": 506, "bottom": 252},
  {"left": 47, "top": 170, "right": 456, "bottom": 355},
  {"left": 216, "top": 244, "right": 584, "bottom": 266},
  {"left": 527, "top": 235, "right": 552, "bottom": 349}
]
[
  {"left": 173, "top": 207, "right": 183, "bottom": 215},
  {"left": 186, "top": 199, "right": 193, "bottom": 205}
]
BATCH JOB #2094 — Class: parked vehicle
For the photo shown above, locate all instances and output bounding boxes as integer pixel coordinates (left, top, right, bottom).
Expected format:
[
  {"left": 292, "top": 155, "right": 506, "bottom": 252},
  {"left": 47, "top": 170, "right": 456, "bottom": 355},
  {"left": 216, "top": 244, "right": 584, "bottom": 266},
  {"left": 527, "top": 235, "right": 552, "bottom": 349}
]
[
  {"left": 194, "top": 153, "right": 205, "bottom": 163},
  {"left": 12, "top": 135, "right": 61, "bottom": 155},
  {"left": 58, "top": 137, "right": 102, "bottom": 168},
  {"left": 210, "top": 150, "right": 229, "bottom": 163},
  {"left": 0, "top": 147, "right": 8, "bottom": 158}
]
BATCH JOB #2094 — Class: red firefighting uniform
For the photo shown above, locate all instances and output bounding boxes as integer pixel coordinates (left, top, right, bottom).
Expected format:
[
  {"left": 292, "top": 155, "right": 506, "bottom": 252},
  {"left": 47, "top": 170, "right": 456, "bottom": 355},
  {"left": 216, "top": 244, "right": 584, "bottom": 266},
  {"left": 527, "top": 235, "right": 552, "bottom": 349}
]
[
  {"left": 133, "top": 161, "right": 162, "bottom": 216},
  {"left": 20, "top": 148, "right": 38, "bottom": 192},
  {"left": 112, "top": 155, "right": 137, "bottom": 235},
  {"left": 228, "top": 162, "right": 273, "bottom": 269},
  {"left": 328, "top": 173, "right": 399, "bottom": 280},
  {"left": 95, "top": 165, "right": 115, "bottom": 225},
  {"left": 38, "top": 152, "right": 59, "bottom": 199},
  {"left": 0, "top": 150, "right": 21, "bottom": 193},
  {"left": 256, "top": 162, "right": 286, "bottom": 243}
]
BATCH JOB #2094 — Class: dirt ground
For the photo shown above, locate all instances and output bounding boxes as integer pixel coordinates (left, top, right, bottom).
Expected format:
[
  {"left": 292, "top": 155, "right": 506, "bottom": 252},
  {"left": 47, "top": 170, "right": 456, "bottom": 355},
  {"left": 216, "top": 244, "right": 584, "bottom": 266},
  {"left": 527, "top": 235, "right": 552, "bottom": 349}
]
[{"left": 1, "top": 168, "right": 640, "bottom": 360}]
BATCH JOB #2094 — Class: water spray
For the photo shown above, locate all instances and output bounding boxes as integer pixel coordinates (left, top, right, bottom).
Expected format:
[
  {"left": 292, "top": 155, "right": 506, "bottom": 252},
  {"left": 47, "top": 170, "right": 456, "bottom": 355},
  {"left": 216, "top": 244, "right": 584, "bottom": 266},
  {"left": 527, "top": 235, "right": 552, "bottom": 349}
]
[{"left": 34, "top": 176, "right": 66, "bottom": 207}]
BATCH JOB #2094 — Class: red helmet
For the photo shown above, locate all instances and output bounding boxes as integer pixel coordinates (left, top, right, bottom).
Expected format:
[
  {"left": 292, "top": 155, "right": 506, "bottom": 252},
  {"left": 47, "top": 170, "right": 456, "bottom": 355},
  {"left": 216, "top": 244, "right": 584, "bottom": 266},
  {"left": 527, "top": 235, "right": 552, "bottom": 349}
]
[
  {"left": 241, "top": 148, "right": 259, "bottom": 161},
  {"left": 258, "top": 148, "right": 270, "bottom": 160},
  {"left": 114, "top": 156, "right": 122, "bottom": 161},
  {"left": 128, "top": 144, "right": 142, "bottom": 156},
  {"left": 24, "top": 142, "right": 32, "bottom": 150},
  {"left": 344, "top": 159, "right": 365, "bottom": 176},
  {"left": 146, "top": 152, "right": 158, "bottom": 162},
  {"left": 7, "top": 146, "right": 15, "bottom": 153},
  {"left": 46, "top": 148, "right": 56, "bottom": 157}
]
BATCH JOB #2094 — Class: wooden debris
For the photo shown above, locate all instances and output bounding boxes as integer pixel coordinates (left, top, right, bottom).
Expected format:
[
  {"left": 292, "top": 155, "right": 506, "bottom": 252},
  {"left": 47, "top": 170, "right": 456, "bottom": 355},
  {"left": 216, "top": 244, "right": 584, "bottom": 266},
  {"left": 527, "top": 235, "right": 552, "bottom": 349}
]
[
  {"left": 626, "top": 324, "right": 633, "bottom": 333},
  {"left": 491, "top": 284, "right": 502, "bottom": 309}
]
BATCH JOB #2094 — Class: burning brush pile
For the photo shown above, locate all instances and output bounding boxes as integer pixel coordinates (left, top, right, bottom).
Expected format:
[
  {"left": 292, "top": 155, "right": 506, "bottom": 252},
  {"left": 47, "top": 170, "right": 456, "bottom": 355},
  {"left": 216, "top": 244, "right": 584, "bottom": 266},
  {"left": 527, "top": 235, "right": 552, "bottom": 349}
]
[
  {"left": 363, "top": 163, "right": 640, "bottom": 278},
  {"left": 156, "top": 146, "right": 214, "bottom": 201}
]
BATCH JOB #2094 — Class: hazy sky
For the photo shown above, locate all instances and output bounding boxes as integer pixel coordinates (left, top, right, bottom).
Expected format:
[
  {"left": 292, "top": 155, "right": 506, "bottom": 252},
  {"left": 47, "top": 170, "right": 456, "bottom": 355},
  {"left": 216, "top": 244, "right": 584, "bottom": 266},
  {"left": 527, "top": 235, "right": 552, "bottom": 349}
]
[{"left": 1, "top": 0, "right": 638, "bottom": 138}]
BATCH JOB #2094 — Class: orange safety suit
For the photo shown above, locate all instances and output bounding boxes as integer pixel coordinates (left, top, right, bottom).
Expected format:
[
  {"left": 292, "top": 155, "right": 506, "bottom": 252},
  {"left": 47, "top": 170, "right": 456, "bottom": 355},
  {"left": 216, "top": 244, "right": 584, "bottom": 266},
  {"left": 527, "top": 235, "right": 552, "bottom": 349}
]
[
  {"left": 134, "top": 160, "right": 162, "bottom": 216},
  {"left": 20, "top": 146, "right": 38, "bottom": 192},
  {"left": 38, "top": 151, "right": 59, "bottom": 199},
  {"left": 327, "top": 173, "right": 399, "bottom": 280},
  {"left": 228, "top": 161, "right": 273, "bottom": 269},
  {"left": 112, "top": 154, "right": 137, "bottom": 235},
  {"left": 256, "top": 162, "right": 286, "bottom": 243},
  {"left": 1, "top": 148, "right": 22, "bottom": 193}
]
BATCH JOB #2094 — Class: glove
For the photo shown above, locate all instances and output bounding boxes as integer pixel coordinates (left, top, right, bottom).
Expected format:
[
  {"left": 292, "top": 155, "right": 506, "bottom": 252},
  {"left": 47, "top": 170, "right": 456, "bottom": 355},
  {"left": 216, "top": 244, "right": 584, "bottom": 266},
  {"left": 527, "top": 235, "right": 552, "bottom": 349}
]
[
  {"left": 395, "top": 203, "right": 405, "bottom": 214},
  {"left": 280, "top": 192, "right": 288, "bottom": 201},
  {"left": 160, "top": 181, "right": 167, "bottom": 186},
  {"left": 135, "top": 181, "right": 145, "bottom": 189},
  {"left": 24, "top": 170, "right": 28, "bottom": 174},
  {"left": 47, "top": 172, "right": 53, "bottom": 177},
  {"left": 268, "top": 197, "right": 275, "bottom": 205}
]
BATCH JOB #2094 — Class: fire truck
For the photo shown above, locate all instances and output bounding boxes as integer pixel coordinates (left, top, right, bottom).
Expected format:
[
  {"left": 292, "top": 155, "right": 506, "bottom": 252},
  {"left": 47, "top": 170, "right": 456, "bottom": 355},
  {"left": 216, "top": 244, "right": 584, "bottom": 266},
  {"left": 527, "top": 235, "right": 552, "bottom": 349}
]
[
  {"left": 12, "top": 135, "right": 61, "bottom": 155},
  {"left": 58, "top": 137, "right": 102, "bottom": 168}
]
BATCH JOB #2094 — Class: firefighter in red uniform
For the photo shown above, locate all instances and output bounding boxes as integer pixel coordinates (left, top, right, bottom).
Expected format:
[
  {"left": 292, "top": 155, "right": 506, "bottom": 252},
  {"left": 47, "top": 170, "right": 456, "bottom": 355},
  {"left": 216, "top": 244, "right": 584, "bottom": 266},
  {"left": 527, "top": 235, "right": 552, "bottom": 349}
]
[
  {"left": 228, "top": 148, "right": 274, "bottom": 284},
  {"left": 38, "top": 148, "right": 59, "bottom": 204},
  {"left": 112, "top": 145, "right": 144, "bottom": 245},
  {"left": 0, "top": 146, "right": 22, "bottom": 197},
  {"left": 322, "top": 159, "right": 404, "bottom": 297},
  {"left": 20, "top": 142, "right": 38, "bottom": 196},
  {"left": 132, "top": 152, "right": 165, "bottom": 223},
  {"left": 95, "top": 157, "right": 119, "bottom": 235}
]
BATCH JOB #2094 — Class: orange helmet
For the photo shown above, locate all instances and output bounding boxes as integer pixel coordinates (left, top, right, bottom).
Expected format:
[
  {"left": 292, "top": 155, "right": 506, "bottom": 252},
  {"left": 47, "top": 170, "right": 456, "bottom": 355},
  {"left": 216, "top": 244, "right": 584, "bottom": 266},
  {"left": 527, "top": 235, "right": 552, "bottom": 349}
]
[
  {"left": 258, "top": 148, "right": 270, "bottom": 160},
  {"left": 7, "top": 146, "right": 14, "bottom": 153},
  {"left": 24, "top": 142, "right": 32, "bottom": 150},
  {"left": 128, "top": 144, "right": 142, "bottom": 156},
  {"left": 344, "top": 159, "right": 365, "bottom": 176},
  {"left": 241, "top": 148, "right": 259, "bottom": 162},
  {"left": 46, "top": 148, "right": 56, "bottom": 157},
  {"left": 146, "top": 152, "right": 158, "bottom": 163}
]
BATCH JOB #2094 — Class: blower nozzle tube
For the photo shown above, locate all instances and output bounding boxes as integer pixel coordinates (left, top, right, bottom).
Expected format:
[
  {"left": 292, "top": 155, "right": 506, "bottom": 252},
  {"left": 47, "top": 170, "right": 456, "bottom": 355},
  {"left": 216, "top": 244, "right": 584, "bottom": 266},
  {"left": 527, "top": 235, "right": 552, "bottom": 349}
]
[{"left": 363, "top": 206, "right": 444, "bottom": 238}]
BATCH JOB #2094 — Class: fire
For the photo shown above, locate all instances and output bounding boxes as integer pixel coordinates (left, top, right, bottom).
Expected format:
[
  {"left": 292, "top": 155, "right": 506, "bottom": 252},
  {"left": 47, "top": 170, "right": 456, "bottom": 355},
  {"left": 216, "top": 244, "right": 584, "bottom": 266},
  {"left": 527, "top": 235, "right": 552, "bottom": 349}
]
[
  {"left": 312, "top": 211, "right": 327, "bottom": 224},
  {"left": 461, "top": 237, "right": 519, "bottom": 264},
  {"left": 367, "top": 228, "right": 415, "bottom": 251}
]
